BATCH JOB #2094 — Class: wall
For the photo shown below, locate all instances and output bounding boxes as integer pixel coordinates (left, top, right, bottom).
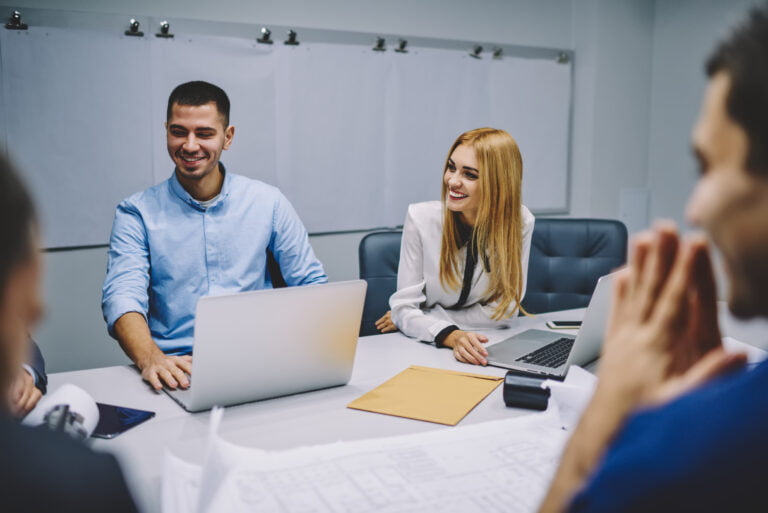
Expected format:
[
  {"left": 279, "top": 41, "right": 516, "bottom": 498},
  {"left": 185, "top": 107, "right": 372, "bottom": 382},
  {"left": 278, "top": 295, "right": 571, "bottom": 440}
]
[
  {"left": 646, "top": 0, "right": 762, "bottom": 227},
  {"left": 6, "top": 0, "right": 670, "bottom": 372},
  {"left": 569, "top": 0, "right": 654, "bottom": 232},
  {"left": 645, "top": 0, "right": 761, "bottom": 299}
]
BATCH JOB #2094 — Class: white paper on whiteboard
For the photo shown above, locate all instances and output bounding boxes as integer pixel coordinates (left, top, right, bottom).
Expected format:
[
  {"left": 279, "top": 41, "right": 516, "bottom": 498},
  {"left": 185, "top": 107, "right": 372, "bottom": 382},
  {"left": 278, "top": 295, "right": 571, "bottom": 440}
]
[{"left": 0, "top": 26, "right": 155, "bottom": 247}]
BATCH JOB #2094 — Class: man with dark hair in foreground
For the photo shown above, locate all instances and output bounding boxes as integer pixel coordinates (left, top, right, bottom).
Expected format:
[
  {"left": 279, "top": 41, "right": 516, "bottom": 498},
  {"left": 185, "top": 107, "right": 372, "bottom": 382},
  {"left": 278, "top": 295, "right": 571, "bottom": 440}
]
[
  {"left": 0, "top": 153, "right": 136, "bottom": 512},
  {"left": 102, "top": 80, "right": 327, "bottom": 391},
  {"left": 540, "top": 4, "right": 768, "bottom": 512}
]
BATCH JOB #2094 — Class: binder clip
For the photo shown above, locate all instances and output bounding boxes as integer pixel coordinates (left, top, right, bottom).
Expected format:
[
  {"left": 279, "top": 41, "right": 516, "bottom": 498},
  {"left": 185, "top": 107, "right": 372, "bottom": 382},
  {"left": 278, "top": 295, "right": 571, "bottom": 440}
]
[
  {"left": 5, "top": 10, "right": 28, "bottom": 30},
  {"left": 284, "top": 30, "right": 299, "bottom": 46},
  {"left": 125, "top": 19, "right": 143, "bottom": 37},
  {"left": 257, "top": 27, "right": 273, "bottom": 44},
  {"left": 156, "top": 21, "right": 174, "bottom": 38}
]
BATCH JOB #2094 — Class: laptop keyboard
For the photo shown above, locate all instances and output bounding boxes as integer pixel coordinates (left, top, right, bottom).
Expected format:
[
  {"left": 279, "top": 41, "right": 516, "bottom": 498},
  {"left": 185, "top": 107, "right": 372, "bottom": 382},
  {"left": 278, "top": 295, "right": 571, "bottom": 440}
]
[{"left": 516, "top": 337, "right": 574, "bottom": 368}]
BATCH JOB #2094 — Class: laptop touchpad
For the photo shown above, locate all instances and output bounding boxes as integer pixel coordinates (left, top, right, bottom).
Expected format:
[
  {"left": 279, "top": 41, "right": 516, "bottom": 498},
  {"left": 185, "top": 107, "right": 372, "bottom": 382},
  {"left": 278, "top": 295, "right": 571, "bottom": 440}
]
[{"left": 488, "top": 333, "right": 549, "bottom": 360}]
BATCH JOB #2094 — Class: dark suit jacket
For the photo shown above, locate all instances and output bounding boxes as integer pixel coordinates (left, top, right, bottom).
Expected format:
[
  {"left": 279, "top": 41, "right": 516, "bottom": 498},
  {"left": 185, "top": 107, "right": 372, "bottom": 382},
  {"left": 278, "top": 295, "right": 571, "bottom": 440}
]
[
  {"left": 27, "top": 339, "right": 47, "bottom": 394},
  {"left": 0, "top": 415, "right": 137, "bottom": 512}
]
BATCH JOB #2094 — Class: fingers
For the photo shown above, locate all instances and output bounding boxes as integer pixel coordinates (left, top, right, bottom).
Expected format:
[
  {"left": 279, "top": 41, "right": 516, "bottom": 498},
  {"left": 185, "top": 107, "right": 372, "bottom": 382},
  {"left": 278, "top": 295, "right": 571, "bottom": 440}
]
[
  {"left": 169, "top": 361, "right": 190, "bottom": 388},
  {"left": 605, "top": 268, "right": 630, "bottom": 340},
  {"left": 451, "top": 332, "right": 488, "bottom": 366},
  {"left": 375, "top": 311, "right": 397, "bottom": 333},
  {"left": 374, "top": 311, "right": 390, "bottom": 329},
  {"left": 143, "top": 366, "right": 173, "bottom": 391},
  {"left": 19, "top": 388, "right": 41, "bottom": 416},
  {"left": 141, "top": 354, "right": 192, "bottom": 391},
  {"left": 144, "top": 369, "right": 163, "bottom": 391},
  {"left": 176, "top": 356, "right": 193, "bottom": 376},
  {"left": 454, "top": 346, "right": 476, "bottom": 365},
  {"left": 637, "top": 224, "right": 679, "bottom": 320},
  {"left": 654, "top": 236, "right": 699, "bottom": 332},
  {"left": 689, "top": 235, "right": 716, "bottom": 304},
  {"left": 627, "top": 232, "right": 653, "bottom": 305},
  {"left": 158, "top": 367, "right": 178, "bottom": 390},
  {"left": 689, "top": 235, "right": 720, "bottom": 327},
  {"left": 8, "top": 377, "right": 23, "bottom": 405},
  {"left": 377, "top": 320, "right": 396, "bottom": 333}
]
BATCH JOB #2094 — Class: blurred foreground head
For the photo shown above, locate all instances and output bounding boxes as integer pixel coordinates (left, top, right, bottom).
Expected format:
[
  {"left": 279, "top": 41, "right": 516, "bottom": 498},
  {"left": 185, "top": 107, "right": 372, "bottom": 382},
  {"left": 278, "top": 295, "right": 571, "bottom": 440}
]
[
  {"left": 0, "top": 153, "right": 42, "bottom": 406},
  {"left": 687, "top": 4, "right": 768, "bottom": 318}
]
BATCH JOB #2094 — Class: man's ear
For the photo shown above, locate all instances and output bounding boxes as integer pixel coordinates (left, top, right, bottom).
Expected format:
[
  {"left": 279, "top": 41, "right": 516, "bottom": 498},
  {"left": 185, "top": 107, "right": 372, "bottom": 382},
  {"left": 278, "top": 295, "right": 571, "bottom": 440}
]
[{"left": 223, "top": 125, "right": 235, "bottom": 150}]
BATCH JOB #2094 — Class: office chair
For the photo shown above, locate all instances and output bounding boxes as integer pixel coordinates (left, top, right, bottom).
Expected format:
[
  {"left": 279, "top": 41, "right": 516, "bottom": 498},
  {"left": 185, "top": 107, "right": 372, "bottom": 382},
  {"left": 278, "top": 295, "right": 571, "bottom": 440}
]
[
  {"left": 358, "top": 230, "right": 402, "bottom": 336},
  {"left": 266, "top": 249, "right": 287, "bottom": 288},
  {"left": 357, "top": 218, "right": 627, "bottom": 334},
  {"left": 521, "top": 218, "right": 627, "bottom": 314}
]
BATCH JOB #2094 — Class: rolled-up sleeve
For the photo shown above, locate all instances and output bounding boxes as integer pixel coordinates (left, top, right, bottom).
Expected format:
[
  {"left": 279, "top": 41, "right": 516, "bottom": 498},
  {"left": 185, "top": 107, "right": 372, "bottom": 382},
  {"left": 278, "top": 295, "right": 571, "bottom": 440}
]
[
  {"left": 102, "top": 201, "right": 151, "bottom": 337},
  {"left": 270, "top": 192, "right": 327, "bottom": 286}
]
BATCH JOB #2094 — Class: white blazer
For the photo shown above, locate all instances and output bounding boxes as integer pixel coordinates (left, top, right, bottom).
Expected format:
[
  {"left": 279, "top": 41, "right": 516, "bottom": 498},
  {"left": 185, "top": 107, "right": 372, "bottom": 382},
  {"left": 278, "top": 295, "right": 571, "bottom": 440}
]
[{"left": 390, "top": 201, "right": 534, "bottom": 342}]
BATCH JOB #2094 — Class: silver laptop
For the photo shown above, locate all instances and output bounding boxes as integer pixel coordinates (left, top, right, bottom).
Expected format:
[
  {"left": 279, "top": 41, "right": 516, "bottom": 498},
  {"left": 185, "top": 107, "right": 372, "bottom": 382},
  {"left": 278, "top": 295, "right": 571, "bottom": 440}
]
[
  {"left": 164, "top": 280, "right": 367, "bottom": 412},
  {"left": 486, "top": 272, "right": 615, "bottom": 380}
]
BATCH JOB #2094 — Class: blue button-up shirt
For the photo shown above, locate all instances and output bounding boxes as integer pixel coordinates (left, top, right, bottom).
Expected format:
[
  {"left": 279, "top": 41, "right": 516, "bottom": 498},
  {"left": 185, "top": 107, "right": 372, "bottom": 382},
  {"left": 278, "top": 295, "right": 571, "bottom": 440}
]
[{"left": 102, "top": 168, "right": 327, "bottom": 354}]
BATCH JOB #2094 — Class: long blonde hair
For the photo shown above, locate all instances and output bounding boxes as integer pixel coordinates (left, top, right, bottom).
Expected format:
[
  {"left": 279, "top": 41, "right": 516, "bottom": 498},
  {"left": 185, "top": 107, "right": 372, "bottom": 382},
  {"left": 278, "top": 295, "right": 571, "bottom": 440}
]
[{"left": 439, "top": 128, "right": 528, "bottom": 320}]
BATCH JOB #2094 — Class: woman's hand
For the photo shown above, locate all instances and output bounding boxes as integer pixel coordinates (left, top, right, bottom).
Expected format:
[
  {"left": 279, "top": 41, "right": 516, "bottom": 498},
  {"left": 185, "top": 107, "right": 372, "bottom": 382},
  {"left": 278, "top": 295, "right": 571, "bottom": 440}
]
[
  {"left": 443, "top": 330, "right": 489, "bottom": 365},
  {"left": 375, "top": 311, "right": 398, "bottom": 333}
]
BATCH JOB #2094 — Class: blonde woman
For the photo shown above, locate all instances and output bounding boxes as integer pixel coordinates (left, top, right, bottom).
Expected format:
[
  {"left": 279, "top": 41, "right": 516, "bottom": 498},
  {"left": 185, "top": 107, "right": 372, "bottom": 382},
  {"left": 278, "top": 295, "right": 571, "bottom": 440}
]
[{"left": 376, "top": 128, "right": 534, "bottom": 366}]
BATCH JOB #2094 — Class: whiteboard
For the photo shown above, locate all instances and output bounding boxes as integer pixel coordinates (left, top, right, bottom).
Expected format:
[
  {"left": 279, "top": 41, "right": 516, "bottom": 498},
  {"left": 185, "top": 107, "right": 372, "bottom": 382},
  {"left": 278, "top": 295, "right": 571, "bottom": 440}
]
[{"left": 0, "top": 11, "right": 572, "bottom": 248}]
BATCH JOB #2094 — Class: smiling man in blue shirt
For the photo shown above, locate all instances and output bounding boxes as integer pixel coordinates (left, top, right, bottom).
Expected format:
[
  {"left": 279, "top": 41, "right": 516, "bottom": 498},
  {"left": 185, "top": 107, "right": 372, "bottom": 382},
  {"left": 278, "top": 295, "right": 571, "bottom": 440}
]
[{"left": 102, "top": 81, "right": 327, "bottom": 391}]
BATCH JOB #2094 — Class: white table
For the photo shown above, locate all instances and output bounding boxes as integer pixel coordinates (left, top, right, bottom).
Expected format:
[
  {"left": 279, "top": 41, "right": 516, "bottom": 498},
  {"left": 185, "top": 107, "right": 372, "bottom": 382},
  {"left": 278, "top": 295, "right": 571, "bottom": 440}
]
[{"left": 48, "top": 303, "right": 767, "bottom": 513}]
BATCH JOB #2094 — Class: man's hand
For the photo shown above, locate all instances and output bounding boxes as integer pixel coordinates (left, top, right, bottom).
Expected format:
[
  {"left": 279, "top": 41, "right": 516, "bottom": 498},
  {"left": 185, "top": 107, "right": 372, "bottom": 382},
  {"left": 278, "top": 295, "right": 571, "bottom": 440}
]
[
  {"left": 597, "top": 224, "right": 745, "bottom": 411},
  {"left": 138, "top": 353, "right": 192, "bottom": 391},
  {"left": 375, "top": 311, "right": 398, "bottom": 333},
  {"left": 443, "top": 330, "right": 489, "bottom": 365},
  {"left": 114, "top": 312, "right": 193, "bottom": 391},
  {"left": 538, "top": 224, "right": 747, "bottom": 513},
  {"left": 8, "top": 369, "right": 42, "bottom": 418}
]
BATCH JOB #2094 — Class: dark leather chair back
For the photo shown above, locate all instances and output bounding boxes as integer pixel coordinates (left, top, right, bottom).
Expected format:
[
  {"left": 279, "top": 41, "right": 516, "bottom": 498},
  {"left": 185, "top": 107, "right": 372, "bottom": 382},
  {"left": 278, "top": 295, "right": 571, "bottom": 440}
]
[
  {"left": 358, "top": 230, "right": 402, "bottom": 336},
  {"left": 356, "top": 219, "right": 627, "bottom": 333},
  {"left": 521, "top": 218, "right": 627, "bottom": 314}
]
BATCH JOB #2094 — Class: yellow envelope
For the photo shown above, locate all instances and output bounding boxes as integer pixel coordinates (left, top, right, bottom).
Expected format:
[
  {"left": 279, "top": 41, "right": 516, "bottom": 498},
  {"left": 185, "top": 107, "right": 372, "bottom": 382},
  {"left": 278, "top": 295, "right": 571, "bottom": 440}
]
[{"left": 347, "top": 365, "right": 503, "bottom": 426}]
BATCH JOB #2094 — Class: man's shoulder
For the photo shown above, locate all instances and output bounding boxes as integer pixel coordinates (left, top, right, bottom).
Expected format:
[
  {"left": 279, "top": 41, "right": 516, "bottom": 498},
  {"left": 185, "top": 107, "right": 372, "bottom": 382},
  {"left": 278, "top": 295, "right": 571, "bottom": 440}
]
[
  {"left": 0, "top": 420, "right": 135, "bottom": 511},
  {"left": 227, "top": 173, "right": 283, "bottom": 202},
  {"left": 118, "top": 177, "right": 172, "bottom": 211},
  {"left": 573, "top": 363, "right": 768, "bottom": 511},
  {"left": 0, "top": 419, "right": 118, "bottom": 472}
]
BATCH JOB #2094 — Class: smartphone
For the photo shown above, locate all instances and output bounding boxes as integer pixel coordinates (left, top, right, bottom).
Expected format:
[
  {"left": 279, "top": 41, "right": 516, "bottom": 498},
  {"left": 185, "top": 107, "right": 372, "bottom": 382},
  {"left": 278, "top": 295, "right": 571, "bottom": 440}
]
[
  {"left": 92, "top": 403, "right": 155, "bottom": 439},
  {"left": 546, "top": 320, "right": 582, "bottom": 330}
]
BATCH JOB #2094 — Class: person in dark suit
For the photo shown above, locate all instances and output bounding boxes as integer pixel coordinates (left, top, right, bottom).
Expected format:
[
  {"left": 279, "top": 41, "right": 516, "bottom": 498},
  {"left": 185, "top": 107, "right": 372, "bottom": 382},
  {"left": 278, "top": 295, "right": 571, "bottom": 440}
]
[
  {"left": 8, "top": 339, "right": 48, "bottom": 417},
  {"left": 0, "top": 152, "right": 137, "bottom": 512}
]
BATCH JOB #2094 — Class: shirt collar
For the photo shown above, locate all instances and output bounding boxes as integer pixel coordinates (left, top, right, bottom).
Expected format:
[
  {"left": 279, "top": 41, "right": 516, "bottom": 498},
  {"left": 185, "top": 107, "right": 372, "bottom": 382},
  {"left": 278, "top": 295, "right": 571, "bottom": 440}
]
[{"left": 169, "top": 163, "right": 231, "bottom": 211}]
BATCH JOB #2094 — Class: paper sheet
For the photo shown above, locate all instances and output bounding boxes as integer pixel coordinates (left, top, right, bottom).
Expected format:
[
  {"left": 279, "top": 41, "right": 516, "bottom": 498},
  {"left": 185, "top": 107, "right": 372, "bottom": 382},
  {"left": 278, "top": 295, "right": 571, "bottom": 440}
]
[
  {"left": 163, "top": 409, "right": 567, "bottom": 513},
  {"left": 347, "top": 365, "right": 503, "bottom": 426},
  {"left": 162, "top": 450, "right": 202, "bottom": 513}
]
